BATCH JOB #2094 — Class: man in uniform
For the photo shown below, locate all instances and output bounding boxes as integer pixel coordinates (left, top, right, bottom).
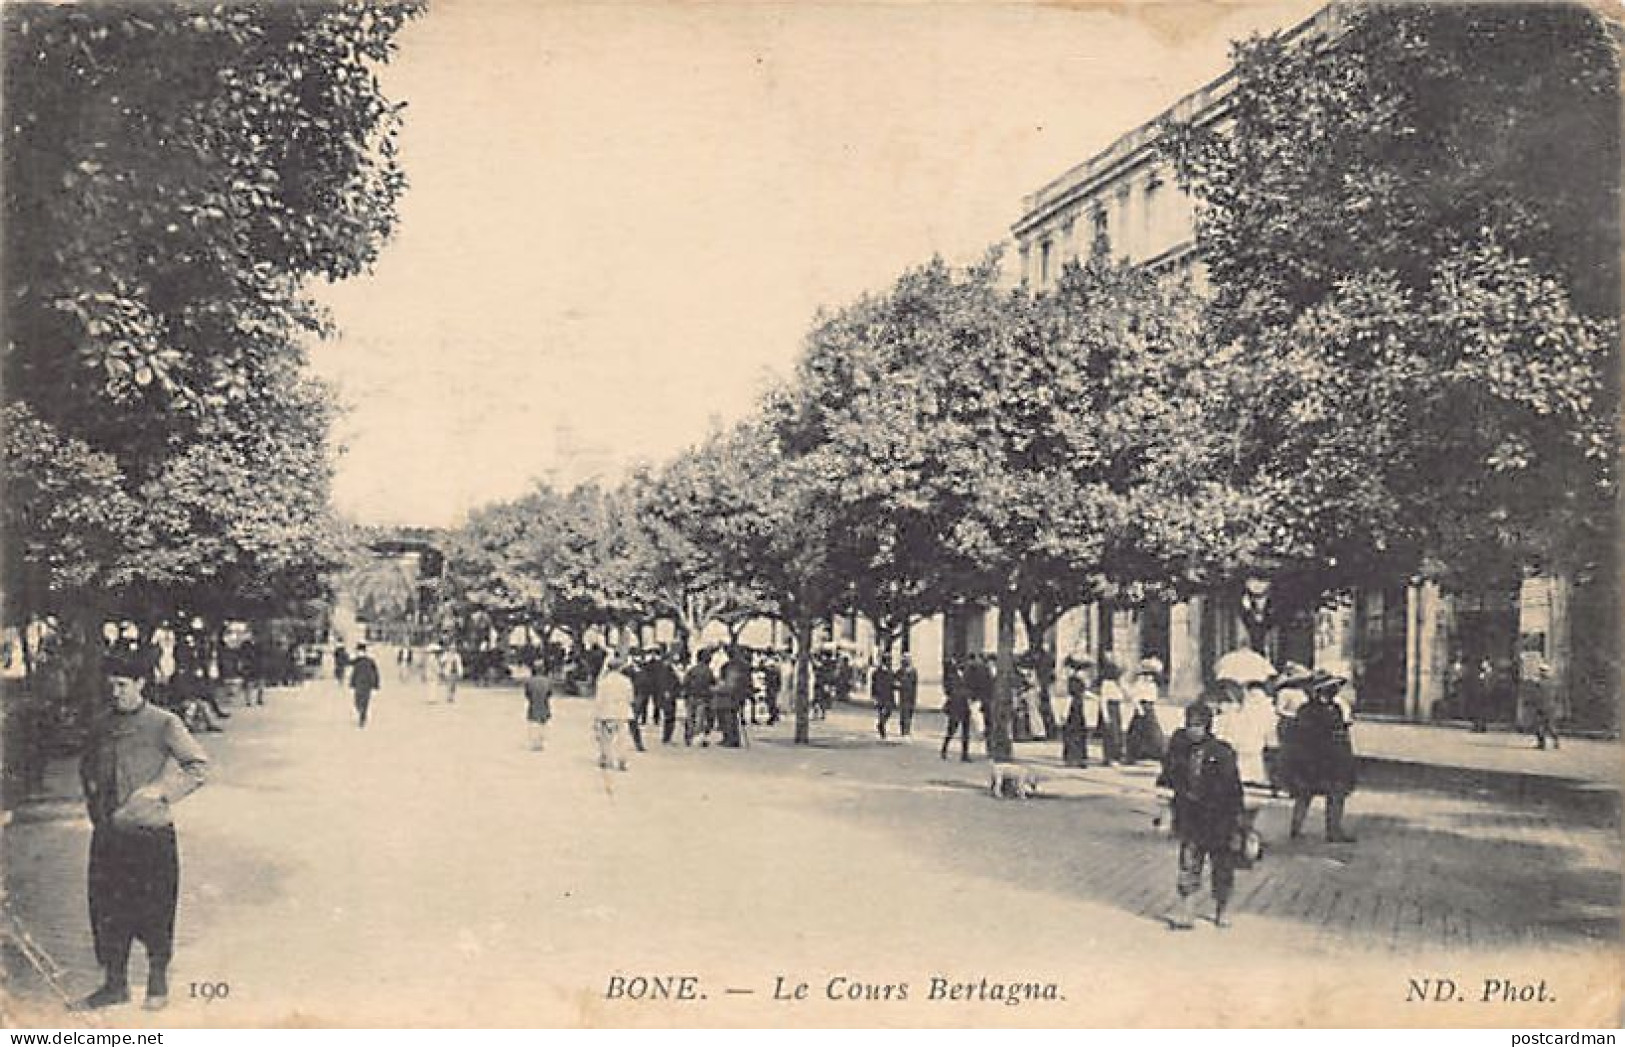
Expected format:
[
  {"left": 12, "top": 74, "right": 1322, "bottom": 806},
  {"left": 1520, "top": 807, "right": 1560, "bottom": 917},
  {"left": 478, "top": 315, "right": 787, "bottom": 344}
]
[{"left": 76, "top": 657, "right": 209, "bottom": 1011}]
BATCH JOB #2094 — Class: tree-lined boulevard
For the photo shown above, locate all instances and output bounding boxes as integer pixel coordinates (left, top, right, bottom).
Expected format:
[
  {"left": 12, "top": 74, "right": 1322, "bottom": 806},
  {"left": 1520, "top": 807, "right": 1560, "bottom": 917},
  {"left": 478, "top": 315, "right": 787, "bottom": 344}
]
[{"left": 2, "top": 0, "right": 1620, "bottom": 1030}]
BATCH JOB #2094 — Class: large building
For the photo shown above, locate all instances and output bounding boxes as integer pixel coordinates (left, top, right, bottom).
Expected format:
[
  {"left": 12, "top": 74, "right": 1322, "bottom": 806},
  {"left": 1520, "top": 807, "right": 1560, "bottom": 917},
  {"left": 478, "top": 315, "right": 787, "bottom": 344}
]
[{"left": 991, "top": 4, "right": 1597, "bottom": 726}]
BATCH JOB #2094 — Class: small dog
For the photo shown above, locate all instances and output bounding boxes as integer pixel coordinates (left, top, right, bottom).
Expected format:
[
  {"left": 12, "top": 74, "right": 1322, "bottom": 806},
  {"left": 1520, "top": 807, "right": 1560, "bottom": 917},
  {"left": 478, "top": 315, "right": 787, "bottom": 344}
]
[{"left": 989, "top": 762, "right": 1044, "bottom": 799}]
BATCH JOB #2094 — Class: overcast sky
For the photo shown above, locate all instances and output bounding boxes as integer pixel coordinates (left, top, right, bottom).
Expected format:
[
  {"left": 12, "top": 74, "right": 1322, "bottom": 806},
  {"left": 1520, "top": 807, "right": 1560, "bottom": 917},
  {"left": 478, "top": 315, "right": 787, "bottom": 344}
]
[{"left": 309, "top": 0, "right": 1322, "bottom": 528}]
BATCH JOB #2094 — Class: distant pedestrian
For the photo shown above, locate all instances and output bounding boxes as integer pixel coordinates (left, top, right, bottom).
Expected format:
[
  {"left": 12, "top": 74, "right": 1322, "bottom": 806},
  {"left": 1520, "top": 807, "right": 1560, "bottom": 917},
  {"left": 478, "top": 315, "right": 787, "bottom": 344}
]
[
  {"left": 1469, "top": 656, "right": 1494, "bottom": 733},
  {"left": 940, "top": 657, "right": 974, "bottom": 762},
  {"left": 683, "top": 653, "right": 716, "bottom": 745},
  {"left": 1061, "top": 656, "right": 1097, "bottom": 767},
  {"left": 871, "top": 662, "right": 896, "bottom": 740},
  {"left": 713, "top": 647, "right": 751, "bottom": 748},
  {"left": 1125, "top": 657, "right": 1168, "bottom": 762},
  {"left": 1283, "top": 672, "right": 1357, "bottom": 843},
  {"left": 1529, "top": 660, "right": 1561, "bottom": 750},
  {"left": 594, "top": 655, "right": 634, "bottom": 771},
  {"left": 960, "top": 654, "right": 994, "bottom": 752},
  {"left": 761, "top": 653, "right": 784, "bottom": 727},
  {"left": 1157, "top": 699, "right": 1244, "bottom": 930},
  {"left": 632, "top": 655, "right": 656, "bottom": 727},
  {"left": 350, "top": 643, "right": 381, "bottom": 729},
  {"left": 653, "top": 652, "right": 681, "bottom": 744},
  {"left": 1097, "top": 659, "right": 1127, "bottom": 766},
  {"left": 896, "top": 655, "right": 919, "bottom": 737},
  {"left": 333, "top": 641, "right": 350, "bottom": 688},
  {"left": 75, "top": 657, "right": 209, "bottom": 1011},
  {"left": 523, "top": 668, "right": 553, "bottom": 751},
  {"left": 435, "top": 645, "right": 463, "bottom": 703}
]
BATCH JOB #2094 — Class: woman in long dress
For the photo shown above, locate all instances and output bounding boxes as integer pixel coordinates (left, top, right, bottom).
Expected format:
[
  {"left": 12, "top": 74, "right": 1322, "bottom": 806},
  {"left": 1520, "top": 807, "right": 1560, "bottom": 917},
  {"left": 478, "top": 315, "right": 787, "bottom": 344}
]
[
  {"left": 1283, "top": 672, "right": 1358, "bottom": 843},
  {"left": 1124, "top": 657, "right": 1168, "bottom": 763},
  {"left": 1060, "top": 656, "right": 1097, "bottom": 767}
]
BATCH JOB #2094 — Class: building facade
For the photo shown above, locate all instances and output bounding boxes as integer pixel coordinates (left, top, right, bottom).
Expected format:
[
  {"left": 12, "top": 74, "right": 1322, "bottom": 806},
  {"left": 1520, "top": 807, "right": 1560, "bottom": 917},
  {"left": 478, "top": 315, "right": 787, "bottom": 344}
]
[{"left": 997, "top": 4, "right": 1596, "bottom": 726}]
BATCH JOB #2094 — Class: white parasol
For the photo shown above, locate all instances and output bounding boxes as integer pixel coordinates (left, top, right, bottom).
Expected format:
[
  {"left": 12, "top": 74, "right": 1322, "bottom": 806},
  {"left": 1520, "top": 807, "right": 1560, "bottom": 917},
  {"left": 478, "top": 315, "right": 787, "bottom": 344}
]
[{"left": 1213, "top": 648, "right": 1276, "bottom": 685}]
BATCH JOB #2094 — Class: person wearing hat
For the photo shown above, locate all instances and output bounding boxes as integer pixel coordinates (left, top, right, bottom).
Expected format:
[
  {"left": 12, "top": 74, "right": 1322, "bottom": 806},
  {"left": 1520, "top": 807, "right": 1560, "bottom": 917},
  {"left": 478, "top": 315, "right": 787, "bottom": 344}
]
[
  {"left": 870, "top": 659, "right": 897, "bottom": 740},
  {"left": 594, "top": 654, "right": 635, "bottom": 771},
  {"left": 896, "top": 654, "right": 919, "bottom": 738},
  {"left": 1060, "top": 655, "right": 1098, "bottom": 767},
  {"left": 1096, "top": 658, "right": 1128, "bottom": 766},
  {"left": 939, "top": 656, "right": 975, "bottom": 762},
  {"left": 1157, "top": 698, "right": 1245, "bottom": 929},
  {"left": 75, "top": 657, "right": 209, "bottom": 1011},
  {"left": 349, "top": 642, "right": 381, "bottom": 729},
  {"left": 1284, "top": 670, "right": 1357, "bottom": 843},
  {"left": 1125, "top": 657, "right": 1168, "bottom": 763},
  {"left": 433, "top": 643, "right": 463, "bottom": 704}
]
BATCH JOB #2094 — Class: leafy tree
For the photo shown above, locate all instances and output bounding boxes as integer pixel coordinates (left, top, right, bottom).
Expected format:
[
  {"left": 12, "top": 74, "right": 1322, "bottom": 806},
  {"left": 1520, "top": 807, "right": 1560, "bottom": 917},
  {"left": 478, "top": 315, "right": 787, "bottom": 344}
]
[
  {"left": 721, "top": 415, "right": 847, "bottom": 745},
  {"left": 1160, "top": 1, "right": 1619, "bottom": 598},
  {"left": 623, "top": 458, "right": 770, "bottom": 654},
  {"left": 2, "top": 2, "right": 421, "bottom": 679},
  {"left": 442, "top": 483, "right": 650, "bottom": 657}
]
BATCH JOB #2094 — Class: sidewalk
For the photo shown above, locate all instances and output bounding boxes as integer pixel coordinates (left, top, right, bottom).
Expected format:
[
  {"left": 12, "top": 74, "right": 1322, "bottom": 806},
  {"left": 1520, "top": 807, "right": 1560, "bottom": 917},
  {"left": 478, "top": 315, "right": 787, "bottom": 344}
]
[{"left": 843, "top": 684, "right": 1620, "bottom": 787}]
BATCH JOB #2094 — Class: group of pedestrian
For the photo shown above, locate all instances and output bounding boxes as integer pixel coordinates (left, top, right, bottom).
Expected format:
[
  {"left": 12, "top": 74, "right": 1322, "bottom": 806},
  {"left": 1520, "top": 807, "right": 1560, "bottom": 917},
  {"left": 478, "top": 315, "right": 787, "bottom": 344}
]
[
  {"left": 869, "top": 654, "right": 919, "bottom": 740},
  {"left": 1152, "top": 658, "right": 1361, "bottom": 931},
  {"left": 1059, "top": 655, "right": 1169, "bottom": 768},
  {"left": 518, "top": 643, "right": 804, "bottom": 767}
]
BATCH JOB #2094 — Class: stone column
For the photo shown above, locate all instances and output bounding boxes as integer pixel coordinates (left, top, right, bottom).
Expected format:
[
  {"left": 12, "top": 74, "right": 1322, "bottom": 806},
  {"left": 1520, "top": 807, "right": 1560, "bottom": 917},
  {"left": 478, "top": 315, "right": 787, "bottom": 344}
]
[{"left": 1169, "top": 597, "right": 1204, "bottom": 703}]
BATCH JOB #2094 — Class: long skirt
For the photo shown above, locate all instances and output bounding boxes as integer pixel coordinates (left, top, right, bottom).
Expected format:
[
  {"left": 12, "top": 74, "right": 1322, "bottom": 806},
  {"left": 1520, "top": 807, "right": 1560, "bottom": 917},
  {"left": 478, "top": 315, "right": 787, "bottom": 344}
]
[
  {"left": 1061, "top": 720, "right": 1089, "bottom": 767},
  {"left": 1126, "top": 707, "right": 1167, "bottom": 762}
]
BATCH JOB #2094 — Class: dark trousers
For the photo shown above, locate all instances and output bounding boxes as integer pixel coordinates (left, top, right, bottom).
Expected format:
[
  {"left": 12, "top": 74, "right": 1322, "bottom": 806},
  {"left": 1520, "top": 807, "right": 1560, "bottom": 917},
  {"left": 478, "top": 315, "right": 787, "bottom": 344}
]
[
  {"left": 1176, "top": 838, "right": 1234, "bottom": 901},
  {"left": 634, "top": 692, "right": 653, "bottom": 726},
  {"left": 354, "top": 689, "right": 373, "bottom": 728},
  {"left": 899, "top": 698, "right": 916, "bottom": 736},
  {"left": 941, "top": 710, "right": 972, "bottom": 759},
  {"left": 89, "top": 826, "right": 179, "bottom": 984},
  {"left": 658, "top": 699, "right": 678, "bottom": 743},
  {"left": 876, "top": 704, "right": 894, "bottom": 739},
  {"left": 627, "top": 718, "right": 646, "bottom": 751}
]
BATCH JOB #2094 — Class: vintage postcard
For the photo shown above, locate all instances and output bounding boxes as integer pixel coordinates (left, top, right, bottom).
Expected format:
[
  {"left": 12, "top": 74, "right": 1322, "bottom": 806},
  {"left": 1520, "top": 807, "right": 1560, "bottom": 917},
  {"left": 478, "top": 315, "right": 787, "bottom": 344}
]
[{"left": 2, "top": 0, "right": 1620, "bottom": 1030}]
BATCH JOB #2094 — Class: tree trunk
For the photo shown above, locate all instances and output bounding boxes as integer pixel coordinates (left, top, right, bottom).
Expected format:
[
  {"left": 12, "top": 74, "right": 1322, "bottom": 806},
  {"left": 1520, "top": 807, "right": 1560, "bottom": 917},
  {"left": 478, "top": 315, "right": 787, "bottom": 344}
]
[
  {"left": 793, "top": 617, "right": 814, "bottom": 745},
  {"left": 990, "top": 589, "right": 1017, "bottom": 761}
]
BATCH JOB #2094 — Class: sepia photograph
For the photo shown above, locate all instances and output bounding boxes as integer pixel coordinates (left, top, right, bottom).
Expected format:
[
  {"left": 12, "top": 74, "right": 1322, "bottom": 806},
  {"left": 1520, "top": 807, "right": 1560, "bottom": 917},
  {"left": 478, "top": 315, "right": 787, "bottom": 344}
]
[{"left": 1, "top": 0, "right": 1620, "bottom": 1031}]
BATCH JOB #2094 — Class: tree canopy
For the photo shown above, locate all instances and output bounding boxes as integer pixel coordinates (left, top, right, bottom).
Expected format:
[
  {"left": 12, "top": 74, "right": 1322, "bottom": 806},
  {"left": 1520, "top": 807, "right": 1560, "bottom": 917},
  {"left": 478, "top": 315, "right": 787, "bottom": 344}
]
[{"left": 3, "top": 1, "right": 423, "bottom": 626}]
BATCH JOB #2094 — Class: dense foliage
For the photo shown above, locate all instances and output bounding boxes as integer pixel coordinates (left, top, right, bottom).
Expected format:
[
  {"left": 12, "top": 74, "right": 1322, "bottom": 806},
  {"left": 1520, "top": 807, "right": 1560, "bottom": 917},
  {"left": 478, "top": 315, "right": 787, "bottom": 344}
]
[{"left": 3, "top": 2, "right": 422, "bottom": 630}]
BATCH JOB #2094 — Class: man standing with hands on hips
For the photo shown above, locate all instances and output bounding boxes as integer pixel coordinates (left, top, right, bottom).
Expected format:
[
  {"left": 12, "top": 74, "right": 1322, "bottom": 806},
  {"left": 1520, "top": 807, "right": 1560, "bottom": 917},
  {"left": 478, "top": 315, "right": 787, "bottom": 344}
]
[{"left": 76, "top": 655, "right": 209, "bottom": 1012}]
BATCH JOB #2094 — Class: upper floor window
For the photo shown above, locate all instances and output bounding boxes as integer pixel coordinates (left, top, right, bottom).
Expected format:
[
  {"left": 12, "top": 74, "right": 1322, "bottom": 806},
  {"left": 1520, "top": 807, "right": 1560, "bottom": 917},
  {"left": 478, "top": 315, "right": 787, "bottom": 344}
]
[{"left": 1091, "top": 207, "right": 1109, "bottom": 255}]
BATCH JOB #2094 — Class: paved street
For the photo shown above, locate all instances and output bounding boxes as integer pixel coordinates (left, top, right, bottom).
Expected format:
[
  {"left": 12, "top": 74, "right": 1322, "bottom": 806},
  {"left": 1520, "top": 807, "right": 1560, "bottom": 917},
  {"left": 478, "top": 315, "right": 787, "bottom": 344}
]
[{"left": 4, "top": 675, "right": 1619, "bottom": 1028}]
